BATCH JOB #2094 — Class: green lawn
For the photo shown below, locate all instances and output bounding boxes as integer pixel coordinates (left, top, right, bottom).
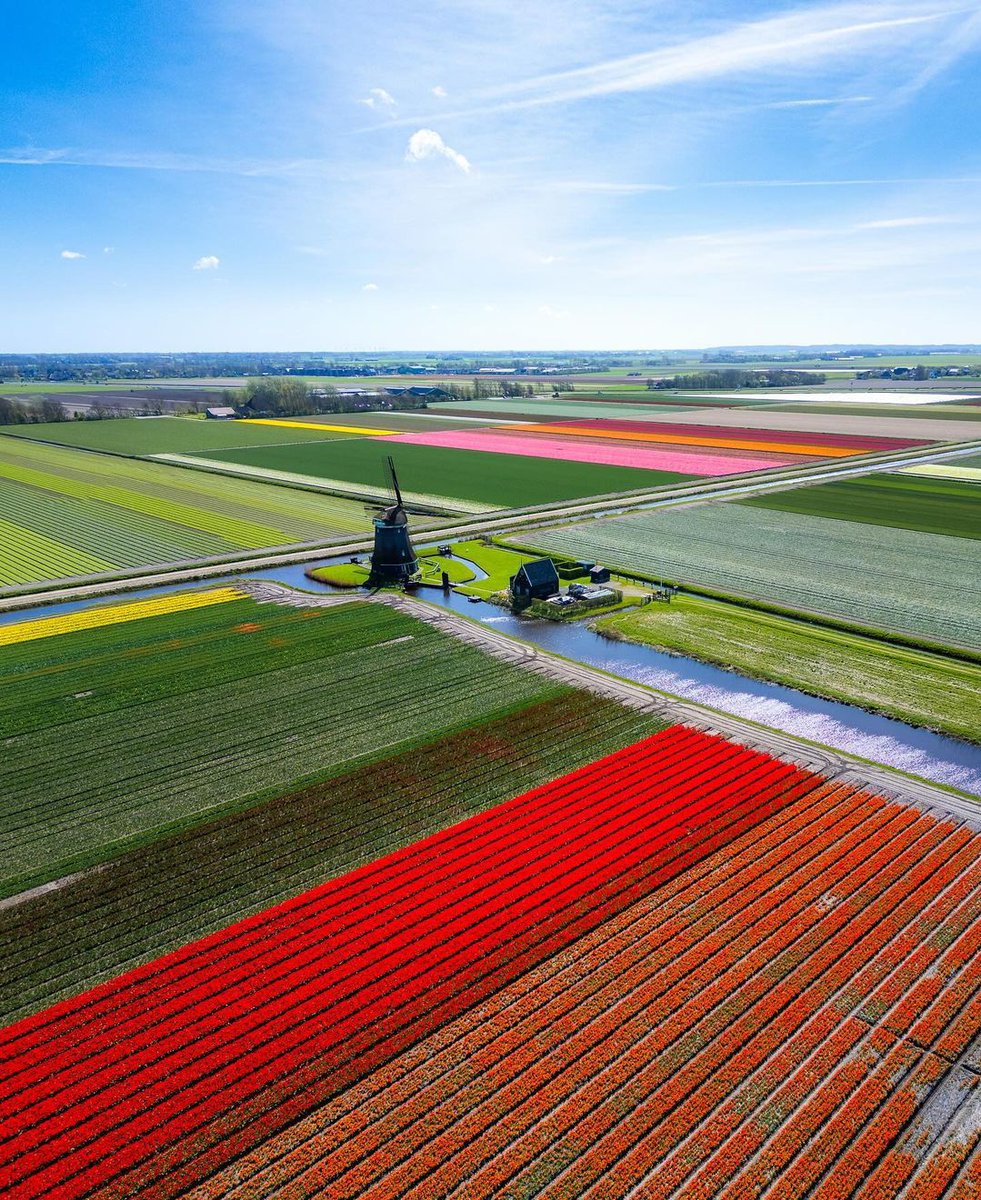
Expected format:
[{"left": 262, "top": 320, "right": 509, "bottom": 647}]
[
  {"left": 0, "top": 691, "right": 659, "bottom": 1027},
  {"left": 743, "top": 473, "right": 981, "bottom": 539},
  {"left": 0, "top": 416, "right": 361, "bottom": 455},
  {"left": 594, "top": 596, "right": 981, "bottom": 743},
  {"left": 309, "top": 541, "right": 540, "bottom": 596},
  {"left": 0, "top": 594, "right": 564, "bottom": 899},
  {"left": 186, "top": 438, "right": 690, "bottom": 508}
]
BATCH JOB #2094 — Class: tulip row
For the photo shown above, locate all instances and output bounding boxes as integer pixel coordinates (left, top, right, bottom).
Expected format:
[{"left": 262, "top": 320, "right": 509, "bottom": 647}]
[
  {"left": 0, "top": 727, "right": 816, "bottom": 1199},
  {"left": 194, "top": 778, "right": 980, "bottom": 1200},
  {"left": 399, "top": 793, "right": 953, "bottom": 1200},
  {"left": 191, "top": 769, "right": 853, "bottom": 1200},
  {"left": 0, "top": 586, "right": 244, "bottom": 647}
]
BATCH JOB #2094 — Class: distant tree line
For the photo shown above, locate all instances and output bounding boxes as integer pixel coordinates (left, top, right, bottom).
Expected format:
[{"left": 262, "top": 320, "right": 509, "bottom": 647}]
[
  {"left": 655, "top": 369, "right": 826, "bottom": 390},
  {"left": 0, "top": 396, "right": 69, "bottom": 425}
]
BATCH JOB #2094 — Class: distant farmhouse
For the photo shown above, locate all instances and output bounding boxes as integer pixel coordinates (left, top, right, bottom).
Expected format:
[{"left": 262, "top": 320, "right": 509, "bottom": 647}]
[
  {"left": 204, "top": 406, "right": 237, "bottom": 419},
  {"left": 510, "top": 558, "right": 560, "bottom": 603},
  {"left": 383, "top": 385, "right": 452, "bottom": 398}
]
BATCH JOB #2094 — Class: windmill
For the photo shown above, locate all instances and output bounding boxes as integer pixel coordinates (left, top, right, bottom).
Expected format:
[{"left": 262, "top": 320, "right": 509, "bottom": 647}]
[{"left": 367, "top": 456, "right": 419, "bottom": 584}]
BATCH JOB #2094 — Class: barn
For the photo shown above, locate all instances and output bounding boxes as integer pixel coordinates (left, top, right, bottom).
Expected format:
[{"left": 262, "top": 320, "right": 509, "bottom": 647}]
[{"left": 510, "top": 558, "right": 560, "bottom": 602}]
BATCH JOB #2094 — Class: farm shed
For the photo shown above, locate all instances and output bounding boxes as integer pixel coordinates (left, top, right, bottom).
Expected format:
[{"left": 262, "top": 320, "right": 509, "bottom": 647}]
[
  {"left": 510, "top": 558, "right": 560, "bottom": 601},
  {"left": 205, "top": 406, "right": 237, "bottom": 419},
  {"left": 589, "top": 564, "right": 611, "bottom": 584}
]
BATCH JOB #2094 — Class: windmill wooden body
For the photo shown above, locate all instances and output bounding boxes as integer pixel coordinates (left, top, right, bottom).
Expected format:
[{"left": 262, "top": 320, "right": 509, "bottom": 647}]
[{"left": 368, "top": 456, "right": 419, "bottom": 584}]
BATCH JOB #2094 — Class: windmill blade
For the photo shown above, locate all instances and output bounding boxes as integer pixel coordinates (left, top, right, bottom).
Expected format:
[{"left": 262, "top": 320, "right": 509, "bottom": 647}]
[{"left": 387, "top": 456, "right": 406, "bottom": 509}]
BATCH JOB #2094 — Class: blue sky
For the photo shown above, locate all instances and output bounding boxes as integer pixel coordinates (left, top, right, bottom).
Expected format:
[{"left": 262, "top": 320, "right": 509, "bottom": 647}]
[{"left": 2, "top": 0, "right": 980, "bottom": 350}]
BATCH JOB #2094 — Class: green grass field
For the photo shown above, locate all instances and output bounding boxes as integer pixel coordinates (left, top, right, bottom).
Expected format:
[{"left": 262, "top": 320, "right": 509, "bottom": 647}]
[
  {"left": 513, "top": 502, "right": 981, "bottom": 649},
  {"left": 0, "top": 689, "right": 658, "bottom": 1026},
  {"left": 744, "top": 473, "right": 981, "bottom": 539},
  {"left": 0, "top": 438, "right": 382, "bottom": 589},
  {"left": 0, "top": 416, "right": 362, "bottom": 455},
  {"left": 0, "top": 594, "right": 567, "bottom": 899},
  {"left": 186, "top": 438, "right": 690, "bottom": 509},
  {"left": 429, "top": 398, "right": 692, "bottom": 421},
  {"left": 595, "top": 595, "right": 980, "bottom": 743},
  {"left": 767, "top": 403, "right": 981, "bottom": 419}
]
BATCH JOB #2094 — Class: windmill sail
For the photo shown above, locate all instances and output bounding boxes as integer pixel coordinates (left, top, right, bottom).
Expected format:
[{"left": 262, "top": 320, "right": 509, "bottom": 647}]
[{"left": 368, "top": 457, "right": 418, "bottom": 583}]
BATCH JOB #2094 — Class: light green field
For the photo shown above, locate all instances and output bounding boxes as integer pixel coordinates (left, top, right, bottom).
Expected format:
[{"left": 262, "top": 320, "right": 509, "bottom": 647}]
[
  {"left": 0, "top": 381, "right": 155, "bottom": 395},
  {"left": 514, "top": 503, "right": 981, "bottom": 649},
  {"left": 767, "top": 403, "right": 981, "bottom": 418},
  {"left": 595, "top": 596, "right": 980, "bottom": 743},
  {"left": 0, "top": 438, "right": 382, "bottom": 589},
  {"left": 0, "top": 417, "right": 362, "bottom": 455}
]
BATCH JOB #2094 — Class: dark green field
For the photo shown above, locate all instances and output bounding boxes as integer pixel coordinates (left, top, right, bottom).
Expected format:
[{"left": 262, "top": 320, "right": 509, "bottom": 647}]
[
  {"left": 0, "top": 690, "right": 658, "bottom": 1025},
  {"left": 0, "top": 416, "right": 357, "bottom": 455},
  {"left": 187, "top": 439, "right": 690, "bottom": 507},
  {"left": 0, "top": 594, "right": 556, "bottom": 898},
  {"left": 743, "top": 473, "right": 981, "bottom": 539}
]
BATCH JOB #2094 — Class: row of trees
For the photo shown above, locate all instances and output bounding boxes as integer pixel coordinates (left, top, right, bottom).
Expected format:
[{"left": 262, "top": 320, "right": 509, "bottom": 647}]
[
  {"left": 0, "top": 396, "right": 69, "bottom": 426},
  {"left": 655, "top": 369, "right": 826, "bottom": 390}
]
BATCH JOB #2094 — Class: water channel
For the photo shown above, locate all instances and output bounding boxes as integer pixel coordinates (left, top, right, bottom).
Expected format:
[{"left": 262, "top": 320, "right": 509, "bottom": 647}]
[{"left": 4, "top": 552, "right": 980, "bottom": 797}]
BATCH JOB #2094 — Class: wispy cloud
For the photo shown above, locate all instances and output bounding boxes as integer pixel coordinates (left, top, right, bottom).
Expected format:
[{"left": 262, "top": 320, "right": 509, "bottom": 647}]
[
  {"left": 385, "top": 2, "right": 970, "bottom": 124},
  {"left": 362, "top": 282, "right": 379, "bottom": 291},
  {"left": 856, "top": 215, "right": 959, "bottom": 228},
  {"left": 431, "top": 86, "right": 447, "bottom": 99},
  {"left": 358, "top": 87, "right": 396, "bottom": 112},
  {"left": 193, "top": 255, "right": 220, "bottom": 270},
  {"left": 405, "top": 129, "right": 471, "bottom": 173},
  {"left": 701, "top": 176, "right": 981, "bottom": 188},
  {"left": 0, "top": 146, "right": 336, "bottom": 178},
  {"left": 764, "top": 95, "right": 873, "bottom": 108},
  {"left": 60, "top": 249, "right": 85, "bottom": 259},
  {"left": 540, "top": 180, "right": 675, "bottom": 194}
]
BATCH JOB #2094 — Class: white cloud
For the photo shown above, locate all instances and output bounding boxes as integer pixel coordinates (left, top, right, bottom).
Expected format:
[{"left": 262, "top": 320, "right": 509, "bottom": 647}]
[
  {"left": 537, "top": 254, "right": 563, "bottom": 265},
  {"left": 193, "top": 255, "right": 220, "bottom": 270},
  {"left": 103, "top": 246, "right": 114, "bottom": 254},
  {"left": 765, "top": 95, "right": 872, "bottom": 108},
  {"left": 362, "top": 282, "right": 379, "bottom": 291},
  {"left": 543, "top": 180, "right": 674, "bottom": 194},
  {"left": 405, "top": 129, "right": 471, "bottom": 174},
  {"left": 359, "top": 87, "right": 396, "bottom": 111},
  {"left": 426, "top": 2, "right": 968, "bottom": 118},
  {"left": 856, "top": 215, "right": 956, "bottom": 229},
  {"left": 432, "top": 86, "right": 447, "bottom": 98},
  {"left": 537, "top": 303, "right": 567, "bottom": 318},
  {"left": 60, "top": 249, "right": 85, "bottom": 259},
  {"left": 0, "top": 146, "right": 336, "bottom": 178}
]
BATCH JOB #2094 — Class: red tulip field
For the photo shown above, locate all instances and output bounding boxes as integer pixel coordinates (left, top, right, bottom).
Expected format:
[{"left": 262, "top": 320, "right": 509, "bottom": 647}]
[{"left": 1, "top": 726, "right": 978, "bottom": 1199}]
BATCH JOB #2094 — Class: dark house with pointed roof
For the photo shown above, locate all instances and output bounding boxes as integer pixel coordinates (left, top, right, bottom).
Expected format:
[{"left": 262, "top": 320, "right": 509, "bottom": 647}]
[{"left": 510, "top": 558, "right": 560, "bottom": 602}]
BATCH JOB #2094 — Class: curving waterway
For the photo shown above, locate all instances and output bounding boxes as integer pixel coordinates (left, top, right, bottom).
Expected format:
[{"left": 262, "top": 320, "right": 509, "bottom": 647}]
[{"left": 4, "top": 556, "right": 979, "bottom": 797}]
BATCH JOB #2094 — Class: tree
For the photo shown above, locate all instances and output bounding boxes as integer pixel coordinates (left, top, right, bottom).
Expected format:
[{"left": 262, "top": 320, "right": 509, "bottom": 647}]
[
  {"left": 242, "top": 377, "right": 310, "bottom": 415},
  {"left": 29, "top": 398, "right": 68, "bottom": 423},
  {"left": 0, "top": 395, "right": 25, "bottom": 425}
]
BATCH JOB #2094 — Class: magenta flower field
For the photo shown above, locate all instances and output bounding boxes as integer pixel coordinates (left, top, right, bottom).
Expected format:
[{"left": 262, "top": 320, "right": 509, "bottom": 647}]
[{"left": 380, "top": 429, "right": 798, "bottom": 476}]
